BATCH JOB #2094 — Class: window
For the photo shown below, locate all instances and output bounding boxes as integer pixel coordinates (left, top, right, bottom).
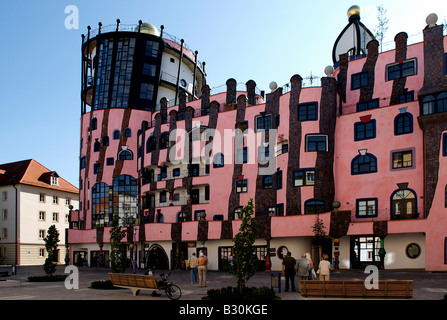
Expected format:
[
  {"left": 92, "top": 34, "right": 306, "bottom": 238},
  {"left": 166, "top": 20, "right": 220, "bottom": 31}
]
[
  {"left": 356, "top": 198, "right": 378, "bottom": 217},
  {"left": 421, "top": 92, "right": 447, "bottom": 115},
  {"left": 94, "top": 140, "right": 101, "bottom": 152},
  {"left": 52, "top": 212, "right": 59, "bottom": 222},
  {"left": 305, "top": 200, "right": 326, "bottom": 215},
  {"left": 91, "top": 117, "right": 97, "bottom": 130},
  {"left": 106, "top": 157, "right": 114, "bottom": 166},
  {"left": 306, "top": 135, "right": 328, "bottom": 152},
  {"left": 234, "top": 207, "right": 243, "bottom": 220},
  {"left": 102, "top": 136, "right": 109, "bottom": 146},
  {"left": 160, "top": 191, "right": 167, "bottom": 203},
  {"left": 398, "top": 91, "right": 414, "bottom": 104},
  {"left": 394, "top": 113, "right": 413, "bottom": 135},
  {"left": 236, "top": 180, "right": 248, "bottom": 193},
  {"left": 406, "top": 243, "right": 421, "bottom": 259},
  {"left": 142, "top": 63, "right": 156, "bottom": 77},
  {"left": 1, "top": 209, "right": 7, "bottom": 220},
  {"left": 297, "top": 102, "right": 318, "bottom": 121},
  {"left": 268, "top": 204, "right": 284, "bottom": 216},
  {"left": 354, "top": 120, "right": 376, "bottom": 141},
  {"left": 39, "top": 229, "right": 46, "bottom": 239},
  {"left": 93, "top": 163, "right": 101, "bottom": 174},
  {"left": 352, "top": 154, "right": 377, "bottom": 175},
  {"left": 387, "top": 59, "right": 416, "bottom": 81},
  {"left": 146, "top": 136, "right": 157, "bottom": 153},
  {"left": 2, "top": 191, "right": 7, "bottom": 201},
  {"left": 145, "top": 40, "right": 159, "bottom": 58},
  {"left": 52, "top": 196, "right": 58, "bottom": 204},
  {"left": 1, "top": 228, "right": 7, "bottom": 240},
  {"left": 392, "top": 189, "right": 417, "bottom": 220},
  {"left": 65, "top": 198, "right": 71, "bottom": 206},
  {"left": 39, "top": 211, "right": 45, "bottom": 221},
  {"left": 80, "top": 156, "right": 86, "bottom": 169},
  {"left": 140, "top": 83, "right": 154, "bottom": 100},
  {"left": 392, "top": 150, "right": 413, "bottom": 169},
  {"left": 258, "top": 146, "right": 270, "bottom": 163},
  {"left": 39, "top": 193, "right": 45, "bottom": 202},
  {"left": 118, "top": 149, "right": 133, "bottom": 160},
  {"left": 173, "top": 168, "right": 181, "bottom": 177},
  {"left": 159, "top": 133, "right": 170, "bottom": 149},
  {"left": 124, "top": 128, "right": 132, "bottom": 138},
  {"left": 113, "top": 130, "right": 121, "bottom": 140},
  {"left": 262, "top": 176, "right": 273, "bottom": 189},
  {"left": 293, "top": 169, "right": 315, "bottom": 186},
  {"left": 351, "top": 72, "right": 369, "bottom": 89},
  {"left": 213, "top": 153, "right": 224, "bottom": 168},
  {"left": 276, "top": 170, "right": 283, "bottom": 190},
  {"left": 357, "top": 99, "right": 379, "bottom": 112},
  {"left": 177, "top": 211, "right": 187, "bottom": 222},
  {"left": 255, "top": 114, "right": 272, "bottom": 131},
  {"left": 112, "top": 175, "right": 138, "bottom": 225},
  {"left": 237, "top": 147, "right": 248, "bottom": 164}
]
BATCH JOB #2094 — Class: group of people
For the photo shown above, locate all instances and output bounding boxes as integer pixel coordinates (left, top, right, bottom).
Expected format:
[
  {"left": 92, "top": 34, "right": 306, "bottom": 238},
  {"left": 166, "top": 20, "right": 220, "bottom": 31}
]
[
  {"left": 187, "top": 252, "right": 208, "bottom": 287},
  {"left": 282, "top": 252, "right": 331, "bottom": 293}
]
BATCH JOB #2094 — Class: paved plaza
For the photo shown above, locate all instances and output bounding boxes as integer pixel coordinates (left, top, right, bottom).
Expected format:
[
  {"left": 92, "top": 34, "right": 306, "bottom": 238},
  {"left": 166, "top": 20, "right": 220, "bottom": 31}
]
[{"left": 0, "top": 265, "right": 446, "bottom": 301}]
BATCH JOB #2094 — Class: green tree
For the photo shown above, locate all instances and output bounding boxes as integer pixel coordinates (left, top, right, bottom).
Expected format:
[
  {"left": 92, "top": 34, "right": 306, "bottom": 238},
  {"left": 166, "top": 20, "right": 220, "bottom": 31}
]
[
  {"left": 43, "top": 225, "right": 60, "bottom": 276},
  {"left": 230, "top": 198, "right": 258, "bottom": 294},
  {"left": 109, "top": 213, "right": 127, "bottom": 273}
]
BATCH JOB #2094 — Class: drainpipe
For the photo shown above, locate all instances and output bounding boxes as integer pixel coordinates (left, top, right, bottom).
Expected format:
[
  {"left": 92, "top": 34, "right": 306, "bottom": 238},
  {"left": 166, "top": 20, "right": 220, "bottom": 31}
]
[
  {"left": 174, "top": 39, "right": 184, "bottom": 106},
  {"left": 12, "top": 184, "right": 18, "bottom": 271}
]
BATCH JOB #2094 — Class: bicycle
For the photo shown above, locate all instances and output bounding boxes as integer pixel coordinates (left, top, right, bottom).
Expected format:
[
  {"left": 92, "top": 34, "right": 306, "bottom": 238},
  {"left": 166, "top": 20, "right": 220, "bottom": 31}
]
[{"left": 146, "top": 270, "right": 182, "bottom": 300}]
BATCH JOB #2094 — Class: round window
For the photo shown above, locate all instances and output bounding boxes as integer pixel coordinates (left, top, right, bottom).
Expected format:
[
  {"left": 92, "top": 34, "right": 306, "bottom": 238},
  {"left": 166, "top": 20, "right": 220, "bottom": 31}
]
[
  {"left": 180, "top": 79, "right": 187, "bottom": 87},
  {"left": 277, "top": 246, "right": 288, "bottom": 260},
  {"left": 405, "top": 243, "right": 421, "bottom": 259}
]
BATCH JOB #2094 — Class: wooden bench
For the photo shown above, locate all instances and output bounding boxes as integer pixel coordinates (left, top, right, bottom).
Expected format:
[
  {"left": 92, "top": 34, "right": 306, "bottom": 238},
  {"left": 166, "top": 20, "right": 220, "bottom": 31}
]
[
  {"left": 300, "top": 280, "right": 413, "bottom": 299},
  {"left": 109, "top": 273, "right": 164, "bottom": 296}
]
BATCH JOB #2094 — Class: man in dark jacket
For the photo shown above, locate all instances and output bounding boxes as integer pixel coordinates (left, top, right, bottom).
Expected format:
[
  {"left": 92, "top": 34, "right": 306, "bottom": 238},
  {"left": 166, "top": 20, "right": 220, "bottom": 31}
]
[{"left": 282, "top": 251, "right": 296, "bottom": 292}]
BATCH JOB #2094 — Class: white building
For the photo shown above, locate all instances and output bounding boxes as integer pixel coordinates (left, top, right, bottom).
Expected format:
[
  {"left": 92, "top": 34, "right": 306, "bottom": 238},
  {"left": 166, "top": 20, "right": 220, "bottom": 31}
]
[{"left": 0, "top": 159, "right": 79, "bottom": 266}]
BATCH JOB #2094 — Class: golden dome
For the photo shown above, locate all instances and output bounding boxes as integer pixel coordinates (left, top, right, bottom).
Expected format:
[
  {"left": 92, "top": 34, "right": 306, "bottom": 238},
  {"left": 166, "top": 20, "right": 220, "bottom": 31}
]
[
  {"left": 347, "top": 5, "right": 360, "bottom": 18},
  {"left": 137, "top": 22, "right": 160, "bottom": 36}
]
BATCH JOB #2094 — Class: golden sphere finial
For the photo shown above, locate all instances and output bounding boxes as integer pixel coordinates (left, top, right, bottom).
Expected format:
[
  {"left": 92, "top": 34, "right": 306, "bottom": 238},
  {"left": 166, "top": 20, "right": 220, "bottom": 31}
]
[{"left": 347, "top": 5, "right": 360, "bottom": 18}]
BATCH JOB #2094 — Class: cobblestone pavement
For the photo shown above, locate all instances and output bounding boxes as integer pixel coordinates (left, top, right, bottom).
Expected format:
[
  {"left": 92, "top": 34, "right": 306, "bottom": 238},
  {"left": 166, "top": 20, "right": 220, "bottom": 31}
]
[{"left": 0, "top": 265, "right": 446, "bottom": 301}]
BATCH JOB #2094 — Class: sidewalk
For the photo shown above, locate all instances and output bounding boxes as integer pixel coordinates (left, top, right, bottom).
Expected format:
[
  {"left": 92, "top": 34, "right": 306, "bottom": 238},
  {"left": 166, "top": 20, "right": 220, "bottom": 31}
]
[{"left": 1, "top": 265, "right": 446, "bottom": 300}]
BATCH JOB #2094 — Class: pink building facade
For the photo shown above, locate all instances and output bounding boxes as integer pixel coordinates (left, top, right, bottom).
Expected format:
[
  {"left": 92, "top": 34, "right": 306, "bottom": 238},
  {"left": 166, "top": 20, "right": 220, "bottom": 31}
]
[{"left": 68, "top": 9, "right": 447, "bottom": 271}]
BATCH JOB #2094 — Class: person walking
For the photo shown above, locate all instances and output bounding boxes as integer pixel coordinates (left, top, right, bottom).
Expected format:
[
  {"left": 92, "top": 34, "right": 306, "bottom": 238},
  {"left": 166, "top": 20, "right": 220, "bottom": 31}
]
[
  {"left": 296, "top": 253, "right": 311, "bottom": 293},
  {"left": 305, "top": 253, "right": 315, "bottom": 280},
  {"left": 282, "top": 251, "right": 296, "bottom": 292},
  {"left": 318, "top": 254, "right": 331, "bottom": 281},
  {"left": 197, "top": 252, "right": 208, "bottom": 287},
  {"left": 189, "top": 252, "right": 198, "bottom": 284}
]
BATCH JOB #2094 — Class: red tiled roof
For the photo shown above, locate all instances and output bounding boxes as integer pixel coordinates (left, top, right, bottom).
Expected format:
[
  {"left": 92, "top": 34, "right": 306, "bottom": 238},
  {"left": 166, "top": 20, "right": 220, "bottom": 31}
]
[{"left": 0, "top": 159, "right": 78, "bottom": 194}]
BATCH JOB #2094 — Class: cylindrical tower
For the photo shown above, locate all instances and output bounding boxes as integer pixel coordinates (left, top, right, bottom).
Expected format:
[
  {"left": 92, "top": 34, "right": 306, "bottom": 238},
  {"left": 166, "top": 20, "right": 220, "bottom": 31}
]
[{"left": 78, "top": 20, "right": 205, "bottom": 229}]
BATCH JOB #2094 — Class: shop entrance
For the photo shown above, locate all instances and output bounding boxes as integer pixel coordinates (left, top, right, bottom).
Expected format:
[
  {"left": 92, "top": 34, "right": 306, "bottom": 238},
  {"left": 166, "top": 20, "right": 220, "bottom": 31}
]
[
  {"left": 144, "top": 244, "right": 169, "bottom": 270},
  {"left": 350, "top": 236, "right": 381, "bottom": 269},
  {"left": 171, "top": 242, "right": 188, "bottom": 269}
]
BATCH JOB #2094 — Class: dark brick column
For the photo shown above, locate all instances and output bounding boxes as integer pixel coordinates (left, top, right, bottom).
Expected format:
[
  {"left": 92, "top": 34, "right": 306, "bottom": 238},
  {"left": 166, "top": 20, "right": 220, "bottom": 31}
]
[
  {"left": 246, "top": 80, "right": 257, "bottom": 105},
  {"left": 359, "top": 40, "right": 379, "bottom": 103},
  {"left": 226, "top": 78, "right": 237, "bottom": 105},
  {"left": 390, "top": 32, "right": 409, "bottom": 106},
  {"left": 201, "top": 85, "right": 211, "bottom": 116},
  {"left": 286, "top": 75, "right": 303, "bottom": 215},
  {"left": 314, "top": 76, "right": 337, "bottom": 210}
]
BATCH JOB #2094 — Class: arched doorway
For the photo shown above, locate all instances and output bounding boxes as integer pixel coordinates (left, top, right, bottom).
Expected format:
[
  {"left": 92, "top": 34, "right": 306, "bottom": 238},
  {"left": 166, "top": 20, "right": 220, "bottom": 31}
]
[
  {"left": 391, "top": 189, "right": 417, "bottom": 220},
  {"left": 144, "top": 244, "right": 169, "bottom": 270}
]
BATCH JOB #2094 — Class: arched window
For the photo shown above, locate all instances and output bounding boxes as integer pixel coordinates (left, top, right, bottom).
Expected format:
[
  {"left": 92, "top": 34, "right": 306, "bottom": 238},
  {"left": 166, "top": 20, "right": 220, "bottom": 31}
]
[
  {"left": 124, "top": 128, "right": 132, "bottom": 138},
  {"left": 93, "top": 140, "right": 100, "bottom": 152},
  {"left": 394, "top": 113, "right": 413, "bottom": 135},
  {"left": 113, "top": 175, "right": 138, "bottom": 225},
  {"left": 91, "top": 182, "right": 111, "bottom": 228},
  {"left": 156, "top": 212, "right": 164, "bottom": 223},
  {"left": 102, "top": 136, "right": 109, "bottom": 146},
  {"left": 118, "top": 149, "right": 133, "bottom": 160},
  {"left": 177, "top": 211, "right": 187, "bottom": 222},
  {"left": 262, "top": 176, "right": 273, "bottom": 189},
  {"left": 351, "top": 153, "right": 377, "bottom": 175},
  {"left": 304, "top": 199, "right": 326, "bottom": 215},
  {"left": 91, "top": 118, "right": 97, "bottom": 130},
  {"left": 213, "top": 153, "right": 224, "bottom": 168},
  {"left": 159, "top": 132, "right": 170, "bottom": 149},
  {"left": 391, "top": 189, "right": 417, "bottom": 220},
  {"left": 422, "top": 95, "right": 435, "bottom": 115},
  {"left": 146, "top": 136, "right": 156, "bottom": 153},
  {"left": 113, "top": 130, "right": 121, "bottom": 140},
  {"left": 234, "top": 207, "right": 243, "bottom": 220}
]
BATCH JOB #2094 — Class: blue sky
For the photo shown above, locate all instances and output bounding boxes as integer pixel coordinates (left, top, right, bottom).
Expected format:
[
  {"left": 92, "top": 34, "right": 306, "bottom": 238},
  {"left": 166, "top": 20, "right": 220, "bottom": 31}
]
[{"left": 0, "top": 0, "right": 445, "bottom": 187}]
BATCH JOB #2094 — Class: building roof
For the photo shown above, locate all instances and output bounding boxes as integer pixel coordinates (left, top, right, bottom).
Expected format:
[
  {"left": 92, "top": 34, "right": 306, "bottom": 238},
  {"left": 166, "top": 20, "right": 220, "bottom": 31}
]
[{"left": 0, "top": 159, "right": 78, "bottom": 194}]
